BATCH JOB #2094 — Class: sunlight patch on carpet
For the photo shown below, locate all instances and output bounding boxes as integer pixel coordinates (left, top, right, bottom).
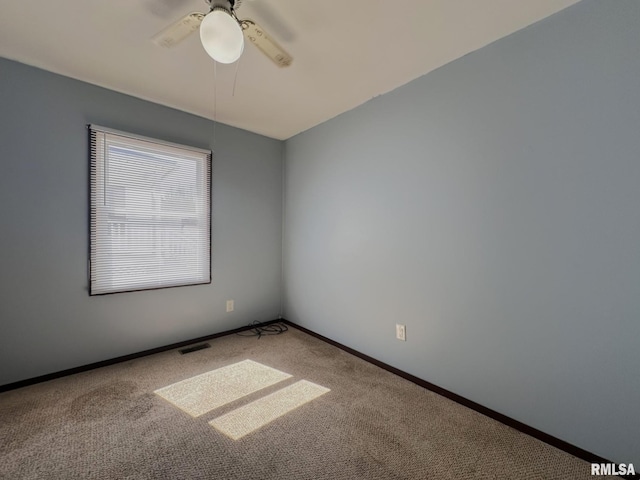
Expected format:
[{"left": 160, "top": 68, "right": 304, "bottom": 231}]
[
  {"left": 154, "top": 359, "right": 291, "bottom": 417},
  {"left": 209, "top": 380, "right": 330, "bottom": 440}
]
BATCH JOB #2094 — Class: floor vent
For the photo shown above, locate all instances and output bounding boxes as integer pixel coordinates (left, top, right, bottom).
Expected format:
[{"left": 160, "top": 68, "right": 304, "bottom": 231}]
[{"left": 179, "top": 343, "right": 211, "bottom": 355}]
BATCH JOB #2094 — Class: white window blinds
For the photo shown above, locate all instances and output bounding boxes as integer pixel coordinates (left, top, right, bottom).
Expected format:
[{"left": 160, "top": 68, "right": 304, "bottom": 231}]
[{"left": 89, "top": 125, "right": 211, "bottom": 295}]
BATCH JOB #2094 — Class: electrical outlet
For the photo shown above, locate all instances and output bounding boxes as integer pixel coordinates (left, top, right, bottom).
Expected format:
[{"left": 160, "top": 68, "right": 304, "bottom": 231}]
[
  {"left": 396, "top": 324, "right": 406, "bottom": 341},
  {"left": 226, "top": 299, "right": 234, "bottom": 312}
]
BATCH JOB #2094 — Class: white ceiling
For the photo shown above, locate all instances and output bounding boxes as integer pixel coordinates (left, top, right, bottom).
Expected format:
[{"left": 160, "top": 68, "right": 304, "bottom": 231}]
[{"left": 0, "top": 0, "right": 581, "bottom": 140}]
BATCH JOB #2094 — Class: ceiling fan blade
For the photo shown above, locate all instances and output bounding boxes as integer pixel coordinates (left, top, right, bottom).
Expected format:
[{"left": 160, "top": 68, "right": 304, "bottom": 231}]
[
  {"left": 152, "top": 12, "right": 205, "bottom": 48},
  {"left": 240, "top": 20, "right": 293, "bottom": 68}
]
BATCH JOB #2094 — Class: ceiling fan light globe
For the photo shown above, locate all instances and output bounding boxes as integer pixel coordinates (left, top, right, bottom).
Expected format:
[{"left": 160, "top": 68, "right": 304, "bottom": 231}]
[{"left": 200, "top": 8, "right": 244, "bottom": 64}]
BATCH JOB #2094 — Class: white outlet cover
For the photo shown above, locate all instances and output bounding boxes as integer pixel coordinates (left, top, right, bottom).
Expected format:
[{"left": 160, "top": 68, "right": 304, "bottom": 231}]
[
  {"left": 226, "top": 300, "right": 234, "bottom": 312},
  {"left": 396, "top": 324, "right": 406, "bottom": 341}
]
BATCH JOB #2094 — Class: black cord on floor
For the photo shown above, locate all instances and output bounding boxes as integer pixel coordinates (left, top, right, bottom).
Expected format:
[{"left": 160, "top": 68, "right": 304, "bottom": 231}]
[{"left": 236, "top": 321, "right": 288, "bottom": 339}]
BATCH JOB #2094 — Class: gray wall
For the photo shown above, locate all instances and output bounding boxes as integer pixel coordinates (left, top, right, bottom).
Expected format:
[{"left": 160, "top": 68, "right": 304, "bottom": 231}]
[
  {"left": 0, "top": 58, "right": 283, "bottom": 386},
  {"left": 284, "top": 0, "right": 640, "bottom": 464}
]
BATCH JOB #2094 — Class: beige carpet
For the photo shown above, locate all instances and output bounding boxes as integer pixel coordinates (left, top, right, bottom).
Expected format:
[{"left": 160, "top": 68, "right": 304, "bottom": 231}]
[{"left": 0, "top": 326, "right": 613, "bottom": 479}]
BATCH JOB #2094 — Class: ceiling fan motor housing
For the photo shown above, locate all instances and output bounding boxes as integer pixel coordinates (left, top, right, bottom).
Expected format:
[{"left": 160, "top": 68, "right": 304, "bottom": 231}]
[{"left": 205, "top": 0, "right": 237, "bottom": 13}]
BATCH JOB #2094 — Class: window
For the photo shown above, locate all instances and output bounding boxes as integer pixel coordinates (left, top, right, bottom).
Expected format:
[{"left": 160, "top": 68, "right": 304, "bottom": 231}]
[{"left": 89, "top": 125, "right": 211, "bottom": 295}]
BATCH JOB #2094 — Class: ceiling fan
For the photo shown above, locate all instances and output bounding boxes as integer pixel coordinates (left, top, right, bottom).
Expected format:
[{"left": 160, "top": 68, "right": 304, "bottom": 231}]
[{"left": 152, "top": 0, "right": 293, "bottom": 67}]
